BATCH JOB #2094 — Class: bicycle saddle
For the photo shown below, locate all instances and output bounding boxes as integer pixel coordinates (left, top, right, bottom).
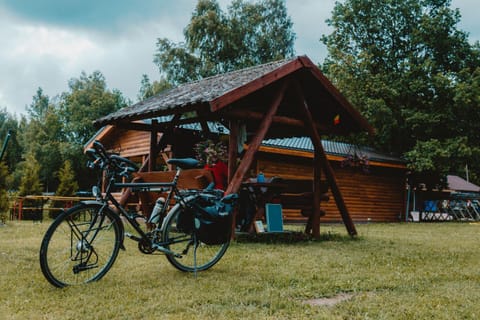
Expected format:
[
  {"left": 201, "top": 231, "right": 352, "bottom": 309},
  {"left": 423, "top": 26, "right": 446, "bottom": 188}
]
[{"left": 167, "top": 158, "right": 200, "bottom": 169}]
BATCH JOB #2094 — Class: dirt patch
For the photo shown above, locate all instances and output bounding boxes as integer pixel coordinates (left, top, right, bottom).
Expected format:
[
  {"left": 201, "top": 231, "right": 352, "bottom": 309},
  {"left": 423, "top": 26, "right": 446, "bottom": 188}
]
[{"left": 303, "top": 293, "right": 354, "bottom": 307}]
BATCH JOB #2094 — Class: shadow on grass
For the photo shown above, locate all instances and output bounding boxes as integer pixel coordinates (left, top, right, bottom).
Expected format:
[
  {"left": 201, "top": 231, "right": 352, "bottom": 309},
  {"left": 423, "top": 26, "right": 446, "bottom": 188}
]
[{"left": 234, "top": 230, "right": 358, "bottom": 244}]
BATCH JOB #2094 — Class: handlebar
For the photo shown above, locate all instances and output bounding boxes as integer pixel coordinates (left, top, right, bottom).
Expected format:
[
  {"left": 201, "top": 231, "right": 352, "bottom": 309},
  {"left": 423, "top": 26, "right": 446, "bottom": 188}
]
[{"left": 86, "top": 140, "right": 139, "bottom": 177}]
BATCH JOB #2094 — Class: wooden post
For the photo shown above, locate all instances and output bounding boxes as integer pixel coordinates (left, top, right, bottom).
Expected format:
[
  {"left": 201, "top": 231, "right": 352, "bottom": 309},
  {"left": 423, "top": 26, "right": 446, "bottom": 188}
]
[
  {"left": 293, "top": 80, "right": 357, "bottom": 237},
  {"left": 228, "top": 120, "right": 239, "bottom": 183},
  {"left": 225, "top": 80, "right": 289, "bottom": 195},
  {"left": 148, "top": 119, "right": 158, "bottom": 172},
  {"left": 309, "top": 150, "right": 323, "bottom": 236}
]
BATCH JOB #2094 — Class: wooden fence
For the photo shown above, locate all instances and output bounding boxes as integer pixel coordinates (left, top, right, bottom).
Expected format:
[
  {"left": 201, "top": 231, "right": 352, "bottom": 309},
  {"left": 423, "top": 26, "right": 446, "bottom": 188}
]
[{"left": 9, "top": 195, "right": 95, "bottom": 221}]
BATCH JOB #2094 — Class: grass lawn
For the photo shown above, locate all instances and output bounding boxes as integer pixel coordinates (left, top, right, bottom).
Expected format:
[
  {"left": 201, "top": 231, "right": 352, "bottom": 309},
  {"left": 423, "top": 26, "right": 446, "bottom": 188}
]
[{"left": 1, "top": 220, "right": 479, "bottom": 319}]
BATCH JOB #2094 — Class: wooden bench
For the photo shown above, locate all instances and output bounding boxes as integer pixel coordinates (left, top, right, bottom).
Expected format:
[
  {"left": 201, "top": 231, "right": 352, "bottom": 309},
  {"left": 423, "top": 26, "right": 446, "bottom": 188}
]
[
  {"left": 127, "top": 169, "right": 215, "bottom": 219},
  {"left": 275, "top": 178, "right": 329, "bottom": 233}
]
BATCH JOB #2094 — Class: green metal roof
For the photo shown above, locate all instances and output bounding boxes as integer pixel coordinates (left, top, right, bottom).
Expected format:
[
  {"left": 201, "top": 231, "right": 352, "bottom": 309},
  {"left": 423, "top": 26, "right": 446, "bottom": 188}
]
[{"left": 262, "top": 137, "right": 404, "bottom": 165}]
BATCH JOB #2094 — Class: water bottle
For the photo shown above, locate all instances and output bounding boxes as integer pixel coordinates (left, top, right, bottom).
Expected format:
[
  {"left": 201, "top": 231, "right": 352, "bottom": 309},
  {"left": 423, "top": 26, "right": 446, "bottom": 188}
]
[
  {"left": 257, "top": 172, "right": 265, "bottom": 183},
  {"left": 148, "top": 197, "right": 165, "bottom": 224}
]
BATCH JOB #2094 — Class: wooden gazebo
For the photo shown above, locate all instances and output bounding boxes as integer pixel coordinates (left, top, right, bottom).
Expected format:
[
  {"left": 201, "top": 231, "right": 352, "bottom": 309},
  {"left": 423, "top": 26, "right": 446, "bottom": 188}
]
[{"left": 94, "top": 55, "right": 374, "bottom": 238}]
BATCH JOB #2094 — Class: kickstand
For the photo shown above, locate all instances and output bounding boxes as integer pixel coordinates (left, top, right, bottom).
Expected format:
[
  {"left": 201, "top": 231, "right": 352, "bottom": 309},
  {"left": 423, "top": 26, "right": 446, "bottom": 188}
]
[{"left": 193, "top": 234, "right": 198, "bottom": 279}]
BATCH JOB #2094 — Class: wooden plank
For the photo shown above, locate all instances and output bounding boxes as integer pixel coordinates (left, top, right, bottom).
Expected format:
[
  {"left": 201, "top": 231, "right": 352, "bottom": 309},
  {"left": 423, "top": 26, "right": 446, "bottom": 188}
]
[{"left": 135, "top": 169, "right": 214, "bottom": 190}]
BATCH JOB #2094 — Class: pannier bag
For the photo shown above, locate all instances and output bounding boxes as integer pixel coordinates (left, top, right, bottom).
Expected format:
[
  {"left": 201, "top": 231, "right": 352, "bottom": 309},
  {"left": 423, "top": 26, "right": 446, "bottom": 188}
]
[{"left": 177, "top": 193, "right": 238, "bottom": 245}]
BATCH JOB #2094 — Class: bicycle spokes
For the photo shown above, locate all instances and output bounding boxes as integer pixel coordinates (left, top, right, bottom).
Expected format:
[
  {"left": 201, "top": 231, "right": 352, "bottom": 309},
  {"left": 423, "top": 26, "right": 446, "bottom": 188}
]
[{"left": 40, "top": 204, "right": 122, "bottom": 287}]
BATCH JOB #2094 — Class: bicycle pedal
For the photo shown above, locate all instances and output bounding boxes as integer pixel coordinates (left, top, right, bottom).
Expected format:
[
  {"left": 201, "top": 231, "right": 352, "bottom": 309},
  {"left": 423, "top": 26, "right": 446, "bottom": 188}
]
[{"left": 124, "top": 232, "right": 142, "bottom": 242}]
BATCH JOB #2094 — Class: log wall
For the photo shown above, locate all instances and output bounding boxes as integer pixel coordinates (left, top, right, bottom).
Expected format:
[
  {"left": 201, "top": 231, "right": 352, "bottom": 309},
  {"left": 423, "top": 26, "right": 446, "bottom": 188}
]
[
  {"left": 95, "top": 127, "right": 407, "bottom": 223},
  {"left": 101, "top": 129, "right": 154, "bottom": 159},
  {"left": 256, "top": 152, "right": 406, "bottom": 223}
]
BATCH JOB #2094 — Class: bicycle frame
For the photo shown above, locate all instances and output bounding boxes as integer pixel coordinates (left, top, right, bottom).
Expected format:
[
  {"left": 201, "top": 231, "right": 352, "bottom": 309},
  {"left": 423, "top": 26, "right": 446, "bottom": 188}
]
[{"left": 95, "top": 165, "right": 190, "bottom": 251}]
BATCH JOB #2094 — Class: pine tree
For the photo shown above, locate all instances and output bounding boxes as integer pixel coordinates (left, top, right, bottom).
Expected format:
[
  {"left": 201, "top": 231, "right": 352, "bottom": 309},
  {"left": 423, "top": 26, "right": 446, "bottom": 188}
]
[
  {"left": 0, "top": 162, "right": 9, "bottom": 224},
  {"left": 18, "top": 153, "right": 43, "bottom": 196},
  {"left": 51, "top": 160, "right": 79, "bottom": 218},
  {"left": 17, "top": 153, "right": 43, "bottom": 220},
  {"left": 56, "top": 160, "right": 78, "bottom": 197}
]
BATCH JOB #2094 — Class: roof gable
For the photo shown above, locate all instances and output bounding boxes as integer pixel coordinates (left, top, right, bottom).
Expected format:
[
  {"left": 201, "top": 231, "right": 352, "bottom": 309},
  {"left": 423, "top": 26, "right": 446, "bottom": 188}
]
[{"left": 95, "top": 55, "right": 374, "bottom": 138}]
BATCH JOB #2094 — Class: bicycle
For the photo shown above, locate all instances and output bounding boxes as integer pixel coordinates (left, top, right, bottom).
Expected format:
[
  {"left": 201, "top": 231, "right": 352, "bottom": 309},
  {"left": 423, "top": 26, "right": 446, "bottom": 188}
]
[{"left": 39, "top": 141, "right": 237, "bottom": 287}]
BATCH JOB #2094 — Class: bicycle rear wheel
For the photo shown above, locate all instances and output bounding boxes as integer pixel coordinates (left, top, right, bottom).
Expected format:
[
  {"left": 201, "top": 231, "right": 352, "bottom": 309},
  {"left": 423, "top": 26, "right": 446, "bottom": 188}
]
[
  {"left": 39, "top": 203, "right": 122, "bottom": 287},
  {"left": 162, "top": 205, "right": 229, "bottom": 272}
]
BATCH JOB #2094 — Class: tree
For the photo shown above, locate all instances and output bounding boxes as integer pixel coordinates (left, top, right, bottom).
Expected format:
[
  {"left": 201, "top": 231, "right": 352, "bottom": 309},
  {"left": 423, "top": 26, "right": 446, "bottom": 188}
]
[
  {"left": 60, "top": 71, "right": 129, "bottom": 146},
  {"left": 154, "top": 0, "right": 296, "bottom": 85},
  {"left": 55, "top": 160, "right": 78, "bottom": 197},
  {"left": 18, "top": 153, "right": 43, "bottom": 196},
  {"left": 59, "top": 71, "right": 129, "bottom": 189},
  {"left": 52, "top": 160, "right": 79, "bottom": 217},
  {"left": 322, "top": 0, "right": 480, "bottom": 185},
  {"left": 137, "top": 74, "right": 172, "bottom": 101},
  {"left": 23, "top": 88, "right": 65, "bottom": 192},
  {"left": 0, "top": 108, "right": 22, "bottom": 176},
  {"left": 0, "top": 162, "right": 9, "bottom": 223}
]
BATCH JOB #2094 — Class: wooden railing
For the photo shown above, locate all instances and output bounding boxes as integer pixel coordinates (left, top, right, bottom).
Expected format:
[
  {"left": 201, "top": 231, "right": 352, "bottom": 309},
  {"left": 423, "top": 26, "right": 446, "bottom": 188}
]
[{"left": 9, "top": 195, "right": 95, "bottom": 221}]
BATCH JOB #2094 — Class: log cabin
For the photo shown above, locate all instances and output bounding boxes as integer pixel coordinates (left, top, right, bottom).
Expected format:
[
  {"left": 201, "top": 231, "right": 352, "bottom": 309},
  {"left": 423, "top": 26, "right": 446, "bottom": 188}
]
[
  {"left": 86, "top": 126, "right": 407, "bottom": 224},
  {"left": 91, "top": 56, "right": 383, "bottom": 237}
]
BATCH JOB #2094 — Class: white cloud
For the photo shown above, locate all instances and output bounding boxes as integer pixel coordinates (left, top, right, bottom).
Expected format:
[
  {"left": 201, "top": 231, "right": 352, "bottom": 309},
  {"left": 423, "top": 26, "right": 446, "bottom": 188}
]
[
  {"left": 0, "top": 0, "right": 478, "bottom": 116},
  {"left": 286, "top": 0, "right": 335, "bottom": 63},
  {"left": 0, "top": 3, "right": 197, "bottom": 114},
  {"left": 11, "top": 26, "right": 98, "bottom": 61}
]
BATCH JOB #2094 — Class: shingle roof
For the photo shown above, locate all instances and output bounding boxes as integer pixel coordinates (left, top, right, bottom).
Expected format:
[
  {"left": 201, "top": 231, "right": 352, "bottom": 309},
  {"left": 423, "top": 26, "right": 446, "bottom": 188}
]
[
  {"left": 95, "top": 58, "right": 294, "bottom": 124},
  {"left": 94, "top": 56, "right": 374, "bottom": 138}
]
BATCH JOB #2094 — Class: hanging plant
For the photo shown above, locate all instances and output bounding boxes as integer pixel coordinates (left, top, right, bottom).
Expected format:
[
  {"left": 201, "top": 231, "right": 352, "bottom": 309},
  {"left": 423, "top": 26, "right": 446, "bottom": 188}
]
[
  {"left": 340, "top": 146, "right": 370, "bottom": 173},
  {"left": 194, "top": 139, "right": 228, "bottom": 166}
]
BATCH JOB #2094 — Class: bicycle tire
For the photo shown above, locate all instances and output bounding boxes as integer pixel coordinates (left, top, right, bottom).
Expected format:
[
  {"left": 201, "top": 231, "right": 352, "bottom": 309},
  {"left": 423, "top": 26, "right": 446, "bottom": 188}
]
[
  {"left": 39, "top": 203, "right": 123, "bottom": 287},
  {"left": 162, "top": 204, "right": 229, "bottom": 272}
]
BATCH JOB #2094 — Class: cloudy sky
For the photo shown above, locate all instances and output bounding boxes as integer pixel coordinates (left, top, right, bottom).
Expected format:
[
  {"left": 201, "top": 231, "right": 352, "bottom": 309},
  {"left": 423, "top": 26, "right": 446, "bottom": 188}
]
[{"left": 0, "top": 0, "right": 478, "bottom": 115}]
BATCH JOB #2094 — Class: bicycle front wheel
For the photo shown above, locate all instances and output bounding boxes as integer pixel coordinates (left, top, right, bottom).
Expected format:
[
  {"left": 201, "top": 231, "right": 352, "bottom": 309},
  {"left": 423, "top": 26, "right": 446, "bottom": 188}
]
[
  {"left": 39, "top": 203, "right": 123, "bottom": 287},
  {"left": 162, "top": 205, "right": 229, "bottom": 272}
]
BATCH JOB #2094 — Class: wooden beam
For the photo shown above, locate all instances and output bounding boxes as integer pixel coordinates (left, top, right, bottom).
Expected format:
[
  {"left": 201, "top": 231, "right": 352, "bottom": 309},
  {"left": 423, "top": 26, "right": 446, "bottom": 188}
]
[
  {"left": 222, "top": 109, "right": 331, "bottom": 133},
  {"left": 310, "top": 151, "right": 323, "bottom": 235},
  {"left": 228, "top": 120, "right": 239, "bottom": 183},
  {"left": 225, "top": 80, "right": 289, "bottom": 195},
  {"left": 148, "top": 119, "right": 158, "bottom": 172},
  {"left": 293, "top": 80, "right": 358, "bottom": 237}
]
